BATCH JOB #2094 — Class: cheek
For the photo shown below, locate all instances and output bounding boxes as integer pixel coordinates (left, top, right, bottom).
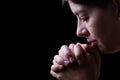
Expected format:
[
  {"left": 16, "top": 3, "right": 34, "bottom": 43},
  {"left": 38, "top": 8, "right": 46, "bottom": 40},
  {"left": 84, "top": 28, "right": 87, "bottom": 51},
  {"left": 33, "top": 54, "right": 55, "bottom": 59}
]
[
  {"left": 87, "top": 11, "right": 109, "bottom": 38},
  {"left": 87, "top": 18, "right": 104, "bottom": 39},
  {"left": 88, "top": 18, "right": 110, "bottom": 48}
]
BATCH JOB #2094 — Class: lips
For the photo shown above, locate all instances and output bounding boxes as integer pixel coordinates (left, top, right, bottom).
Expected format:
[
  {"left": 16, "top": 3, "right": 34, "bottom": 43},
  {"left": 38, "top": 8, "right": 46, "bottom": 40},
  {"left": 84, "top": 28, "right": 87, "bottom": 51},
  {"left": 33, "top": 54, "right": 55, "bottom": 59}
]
[{"left": 87, "top": 40, "right": 97, "bottom": 47}]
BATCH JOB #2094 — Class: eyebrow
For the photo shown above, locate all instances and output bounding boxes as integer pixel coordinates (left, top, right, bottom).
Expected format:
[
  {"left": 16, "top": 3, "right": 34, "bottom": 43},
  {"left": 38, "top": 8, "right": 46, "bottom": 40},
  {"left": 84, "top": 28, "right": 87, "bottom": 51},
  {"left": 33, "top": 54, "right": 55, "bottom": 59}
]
[{"left": 74, "top": 10, "right": 86, "bottom": 15}]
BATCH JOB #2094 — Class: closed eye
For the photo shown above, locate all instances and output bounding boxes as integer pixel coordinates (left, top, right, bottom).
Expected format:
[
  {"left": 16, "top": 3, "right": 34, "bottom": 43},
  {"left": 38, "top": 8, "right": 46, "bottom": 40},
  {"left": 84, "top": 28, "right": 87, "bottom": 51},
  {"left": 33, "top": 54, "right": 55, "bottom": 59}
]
[{"left": 80, "top": 16, "right": 89, "bottom": 22}]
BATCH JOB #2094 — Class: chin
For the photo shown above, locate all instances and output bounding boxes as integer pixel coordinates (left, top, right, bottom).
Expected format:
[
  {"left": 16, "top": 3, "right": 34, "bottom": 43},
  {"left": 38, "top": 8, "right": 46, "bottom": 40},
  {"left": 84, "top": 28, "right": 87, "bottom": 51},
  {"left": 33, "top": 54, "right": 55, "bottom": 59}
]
[{"left": 98, "top": 46, "right": 118, "bottom": 54}]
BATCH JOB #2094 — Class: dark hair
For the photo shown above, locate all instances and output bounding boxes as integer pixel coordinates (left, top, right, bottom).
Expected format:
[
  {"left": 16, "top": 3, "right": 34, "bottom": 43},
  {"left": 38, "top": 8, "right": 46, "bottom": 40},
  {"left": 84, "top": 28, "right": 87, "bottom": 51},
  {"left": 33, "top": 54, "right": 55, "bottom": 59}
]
[{"left": 62, "top": 0, "right": 114, "bottom": 8}]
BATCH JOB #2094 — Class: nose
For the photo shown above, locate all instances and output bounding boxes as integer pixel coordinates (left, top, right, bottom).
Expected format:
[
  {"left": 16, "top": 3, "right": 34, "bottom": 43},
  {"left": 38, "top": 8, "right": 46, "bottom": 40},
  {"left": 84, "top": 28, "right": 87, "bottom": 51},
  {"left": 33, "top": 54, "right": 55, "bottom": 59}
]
[
  {"left": 76, "top": 28, "right": 89, "bottom": 37},
  {"left": 76, "top": 20, "right": 89, "bottom": 37}
]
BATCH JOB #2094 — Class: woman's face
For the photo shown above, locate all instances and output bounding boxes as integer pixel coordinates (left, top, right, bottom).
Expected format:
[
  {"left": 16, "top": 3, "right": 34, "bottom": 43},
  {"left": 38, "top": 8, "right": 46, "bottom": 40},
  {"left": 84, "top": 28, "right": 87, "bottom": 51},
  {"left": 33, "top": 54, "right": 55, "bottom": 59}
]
[{"left": 68, "top": 1, "right": 119, "bottom": 53}]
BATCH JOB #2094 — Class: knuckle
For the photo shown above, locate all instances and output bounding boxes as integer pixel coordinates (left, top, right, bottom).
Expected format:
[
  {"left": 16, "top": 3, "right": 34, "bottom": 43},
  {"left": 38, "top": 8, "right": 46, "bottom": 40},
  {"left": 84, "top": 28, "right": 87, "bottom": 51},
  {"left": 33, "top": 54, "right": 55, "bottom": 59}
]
[{"left": 57, "top": 74, "right": 63, "bottom": 80}]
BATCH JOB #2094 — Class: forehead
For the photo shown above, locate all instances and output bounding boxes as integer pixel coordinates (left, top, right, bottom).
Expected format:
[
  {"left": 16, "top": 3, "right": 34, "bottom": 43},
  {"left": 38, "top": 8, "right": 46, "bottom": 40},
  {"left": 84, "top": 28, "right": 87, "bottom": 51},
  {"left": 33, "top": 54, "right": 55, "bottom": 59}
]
[{"left": 68, "top": 1, "right": 91, "bottom": 14}]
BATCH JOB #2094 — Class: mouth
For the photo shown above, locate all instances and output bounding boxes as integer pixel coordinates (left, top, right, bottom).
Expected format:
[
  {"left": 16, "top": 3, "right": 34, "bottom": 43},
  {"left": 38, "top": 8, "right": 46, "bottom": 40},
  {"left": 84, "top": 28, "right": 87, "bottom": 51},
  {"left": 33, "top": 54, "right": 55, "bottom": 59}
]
[{"left": 87, "top": 40, "right": 97, "bottom": 47}]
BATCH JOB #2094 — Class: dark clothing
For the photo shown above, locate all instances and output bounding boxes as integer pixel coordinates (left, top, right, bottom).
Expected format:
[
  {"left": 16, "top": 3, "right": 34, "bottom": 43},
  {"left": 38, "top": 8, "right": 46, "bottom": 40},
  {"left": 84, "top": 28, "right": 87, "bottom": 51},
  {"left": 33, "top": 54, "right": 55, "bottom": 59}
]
[{"left": 100, "top": 52, "right": 120, "bottom": 80}]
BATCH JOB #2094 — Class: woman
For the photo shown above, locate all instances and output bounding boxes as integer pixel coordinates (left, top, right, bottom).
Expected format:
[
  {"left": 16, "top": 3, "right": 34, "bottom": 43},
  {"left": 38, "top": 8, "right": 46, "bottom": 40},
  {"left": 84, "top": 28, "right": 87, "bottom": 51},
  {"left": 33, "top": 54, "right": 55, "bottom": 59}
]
[{"left": 50, "top": 0, "right": 120, "bottom": 80}]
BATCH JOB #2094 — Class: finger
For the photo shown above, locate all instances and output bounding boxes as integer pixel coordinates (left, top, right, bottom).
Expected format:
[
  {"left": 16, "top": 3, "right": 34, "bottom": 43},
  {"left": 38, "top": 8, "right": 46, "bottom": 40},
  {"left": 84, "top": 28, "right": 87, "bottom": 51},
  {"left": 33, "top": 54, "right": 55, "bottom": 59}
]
[
  {"left": 59, "top": 50, "right": 68, "bottom": 61},
  {"left": 54, "top": 54, "right": 70, "bottom": 66},
  {"left": 51, "top": 64, "right": 63, "bottom": 72},
  {"left": 53, "top": 60, "right": 58, "bottom": 65},
  {"left": 54, "top": 55, "right": 65, "bottom": 65},
  {"left": 69, "top": 43, "right": 76, "bottom": 60},
  {"left": 82, "top": 44, "right": 101, "bottom": 76},
  {"left": 69, "top": 43, "right": 75, "bottom": 54},
  {"left": 81, "top": 44, "right": 91, "bottom": 57},
  {"left": 82, "top": 44, "right": 101, "bottom": 65},
  {"left": 50, "top": 70, "right": 62, "bottom": 79},
  {"left": 60, "top": 45, "right": 75, "bottom": 63},
  {"left": 74, "top": 43, "right": 85, "bottom": 64}
]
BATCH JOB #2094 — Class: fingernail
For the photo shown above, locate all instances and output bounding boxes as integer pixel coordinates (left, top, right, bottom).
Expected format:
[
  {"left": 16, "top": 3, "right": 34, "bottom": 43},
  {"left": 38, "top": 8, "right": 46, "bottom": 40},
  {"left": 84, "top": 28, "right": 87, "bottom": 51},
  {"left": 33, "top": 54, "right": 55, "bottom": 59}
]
[
  {"left": 69, "top": 57, "right": 74, "bottom": 63},
  {"left": 64, "top": 61, "right": 69, "bottom": 66}
]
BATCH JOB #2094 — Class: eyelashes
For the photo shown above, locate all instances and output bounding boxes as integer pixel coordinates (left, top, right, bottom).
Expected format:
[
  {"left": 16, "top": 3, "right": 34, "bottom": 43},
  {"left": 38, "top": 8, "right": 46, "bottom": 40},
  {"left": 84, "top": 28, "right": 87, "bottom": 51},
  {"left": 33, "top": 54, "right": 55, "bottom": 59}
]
[
  {"left": 81, "top": 16, "right": 89, "bottom": 22},
  {"left": 79, "top": 16, "right": 89, "bottom": 22}
]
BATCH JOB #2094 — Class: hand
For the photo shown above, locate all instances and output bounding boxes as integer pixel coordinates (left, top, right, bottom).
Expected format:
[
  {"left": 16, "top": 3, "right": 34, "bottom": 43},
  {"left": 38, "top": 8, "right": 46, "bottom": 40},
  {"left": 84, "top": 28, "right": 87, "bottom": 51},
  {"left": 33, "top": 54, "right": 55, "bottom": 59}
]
[{"left": 50, "top": 43, "right": 101, "bottom": 80}]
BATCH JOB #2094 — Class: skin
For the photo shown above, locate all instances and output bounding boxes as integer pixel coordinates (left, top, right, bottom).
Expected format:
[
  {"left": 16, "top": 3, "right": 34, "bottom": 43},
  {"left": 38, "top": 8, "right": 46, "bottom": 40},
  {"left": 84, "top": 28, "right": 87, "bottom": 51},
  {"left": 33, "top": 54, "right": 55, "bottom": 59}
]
[
  {"left": 68, "top": 1, "right": 120, "bottom": 53},
  {"left": 50, "top": 0, "right": 120, "bottom": 80},
  {"left": 50, "top": 43, "right": 101, "bottom": 80}
]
